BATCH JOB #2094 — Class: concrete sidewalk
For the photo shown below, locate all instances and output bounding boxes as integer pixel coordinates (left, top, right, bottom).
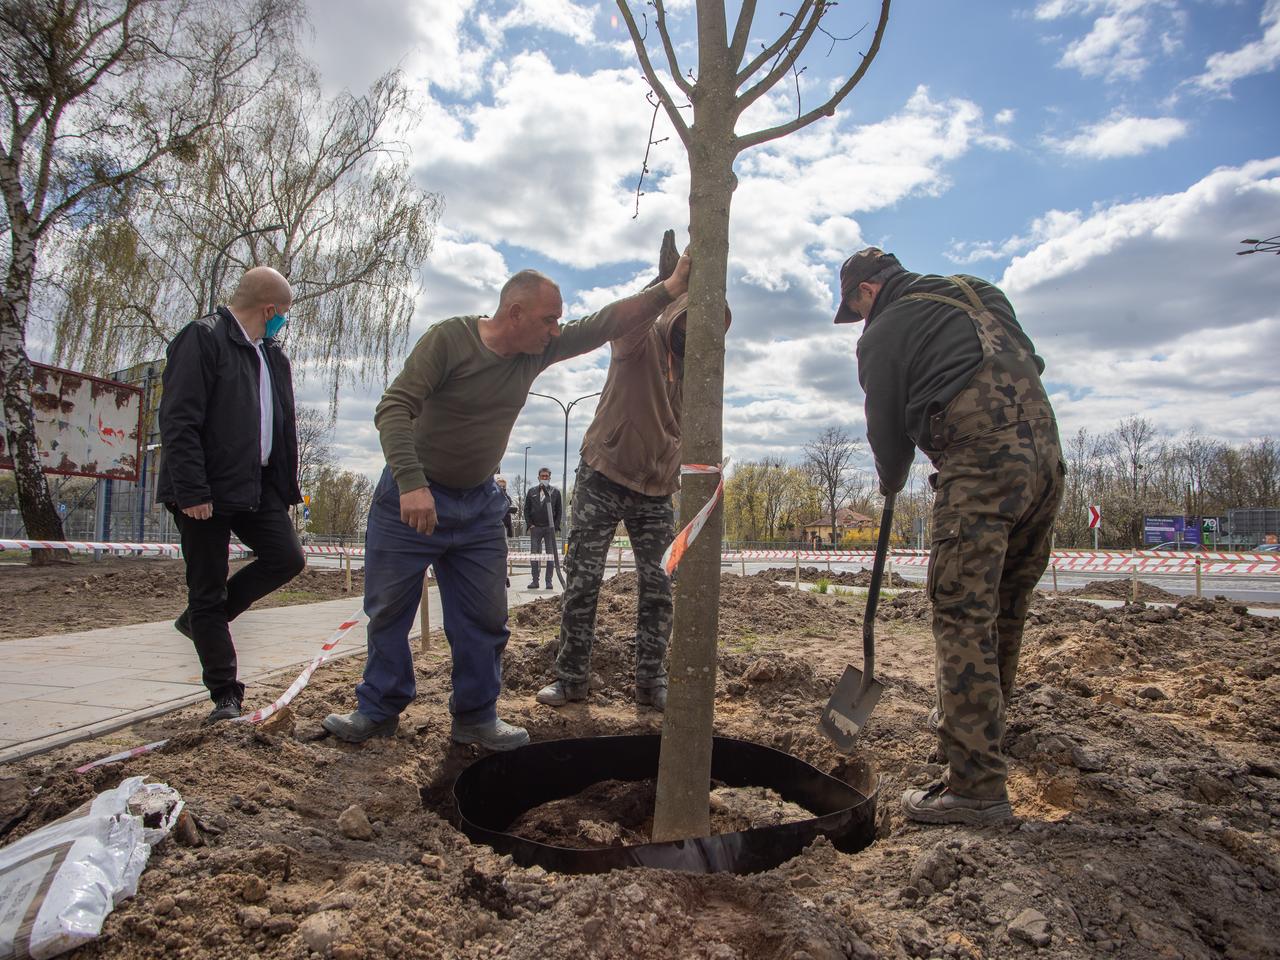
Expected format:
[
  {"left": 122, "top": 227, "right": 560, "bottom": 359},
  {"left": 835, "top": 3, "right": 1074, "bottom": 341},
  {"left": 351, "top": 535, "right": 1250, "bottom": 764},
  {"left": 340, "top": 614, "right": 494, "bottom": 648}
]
[{"left": 0, "top": 578, "right": 565, "bottom": 764}]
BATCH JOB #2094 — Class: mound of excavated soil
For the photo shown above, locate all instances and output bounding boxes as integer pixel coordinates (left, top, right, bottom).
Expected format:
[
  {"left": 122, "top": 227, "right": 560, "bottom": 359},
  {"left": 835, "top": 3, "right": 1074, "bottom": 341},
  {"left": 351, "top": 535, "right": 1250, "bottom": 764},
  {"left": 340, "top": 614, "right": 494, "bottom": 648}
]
[
  {"left": 0, "top": 556, "right": 362, "bottom": 640},
  {"left": 754, "top": 565, "right": 916, "bottom": 589},
  {"left": 1066, "top": 577, "right": 1183, "bottom": 602},
  {"left": 2, "top": 574, "right": 1277, "bottom": 959}
]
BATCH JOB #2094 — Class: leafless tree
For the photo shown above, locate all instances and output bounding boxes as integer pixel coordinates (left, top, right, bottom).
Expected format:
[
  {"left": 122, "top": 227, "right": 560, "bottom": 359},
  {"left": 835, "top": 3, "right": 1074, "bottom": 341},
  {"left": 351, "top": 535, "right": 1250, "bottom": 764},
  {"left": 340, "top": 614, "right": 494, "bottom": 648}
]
[
  {"left": 804, "top": 426, "right": 860, "bottom": 547},
  {"left": 617, "top": 0, "right": 891, "bottom": 839},
  {"left": 0, "top": 0, "right": 297, "bottom": 561}
]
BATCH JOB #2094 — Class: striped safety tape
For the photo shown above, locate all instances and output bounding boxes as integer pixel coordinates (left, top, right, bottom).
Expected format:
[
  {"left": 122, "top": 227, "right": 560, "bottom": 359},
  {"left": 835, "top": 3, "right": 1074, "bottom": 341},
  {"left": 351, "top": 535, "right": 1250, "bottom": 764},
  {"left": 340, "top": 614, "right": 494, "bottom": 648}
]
[{"left": 661, "top": 460, "right": 729, "bottom": 575}]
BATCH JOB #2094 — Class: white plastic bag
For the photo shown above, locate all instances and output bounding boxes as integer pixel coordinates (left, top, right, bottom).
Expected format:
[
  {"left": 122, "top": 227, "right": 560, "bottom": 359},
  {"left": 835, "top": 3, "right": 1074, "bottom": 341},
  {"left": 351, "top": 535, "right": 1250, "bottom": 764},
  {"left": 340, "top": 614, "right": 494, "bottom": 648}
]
[{"left": 0, "top": 777, "right": 181, "bottom": 960}]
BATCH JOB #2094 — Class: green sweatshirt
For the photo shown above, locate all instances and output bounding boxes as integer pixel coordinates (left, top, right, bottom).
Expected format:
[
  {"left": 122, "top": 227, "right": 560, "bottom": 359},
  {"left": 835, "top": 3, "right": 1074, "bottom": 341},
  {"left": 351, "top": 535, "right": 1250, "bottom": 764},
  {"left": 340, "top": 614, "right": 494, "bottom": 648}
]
[{"left": 375, "top": 284, "right": 674, "bottom": 493}]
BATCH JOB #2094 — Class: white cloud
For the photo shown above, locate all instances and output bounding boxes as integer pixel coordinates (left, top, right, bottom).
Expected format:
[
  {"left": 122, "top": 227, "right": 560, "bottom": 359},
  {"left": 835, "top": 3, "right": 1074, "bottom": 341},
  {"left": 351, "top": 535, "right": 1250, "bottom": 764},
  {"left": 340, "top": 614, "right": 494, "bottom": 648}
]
[
  {"left": 1002, "top": 157, "right": 1280, "bottom": 326},
  {"left": 1045, "top": 113, "right": 1189, "bottom": 158},
  {"left": 1191, "top": 0, "right": 1280, "bottom": 95},
  {"left": 1035, "top": 0, "right": 1185, "bottom": 81},
  {"left": 994, "top": 109, "right": 1017, "bottom": 125},
  {"left": 489, "top": 0, "right": 600, "bottom": 47}
]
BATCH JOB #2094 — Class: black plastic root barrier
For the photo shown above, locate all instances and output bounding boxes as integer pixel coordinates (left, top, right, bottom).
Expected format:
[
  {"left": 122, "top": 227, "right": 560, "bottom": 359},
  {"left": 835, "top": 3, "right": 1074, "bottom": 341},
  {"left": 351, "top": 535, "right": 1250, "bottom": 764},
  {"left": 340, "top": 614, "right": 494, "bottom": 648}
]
[{"left": 453, "top": 734, "right": 878, "bottom": 875}]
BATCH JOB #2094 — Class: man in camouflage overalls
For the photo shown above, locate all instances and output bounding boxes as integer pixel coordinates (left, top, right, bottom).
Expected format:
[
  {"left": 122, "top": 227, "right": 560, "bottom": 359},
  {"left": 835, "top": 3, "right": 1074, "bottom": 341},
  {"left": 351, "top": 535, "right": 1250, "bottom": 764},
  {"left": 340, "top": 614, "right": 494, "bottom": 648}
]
[
  {"left": 536, "top": 292, "right": 730, "bottom": 712},
  {"left": 836, "top": 247, "right": 1064, "bottom": 824}
]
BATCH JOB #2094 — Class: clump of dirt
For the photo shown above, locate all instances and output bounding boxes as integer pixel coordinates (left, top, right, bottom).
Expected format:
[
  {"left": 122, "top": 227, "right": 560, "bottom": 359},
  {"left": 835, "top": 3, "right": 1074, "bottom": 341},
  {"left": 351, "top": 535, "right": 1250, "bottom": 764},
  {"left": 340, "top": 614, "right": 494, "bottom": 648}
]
[
  {"left": 1066, "top": 577, "right": 1183, "bottom": 602},
  {"left": 0, "top": 556, "right": 362, "bottom": 640},
  {"left": 755, "top": 565, "right": 916, "bottom": 588},
  {"left": 2, "top": 572, "right": 1278, "bottom": 959}
]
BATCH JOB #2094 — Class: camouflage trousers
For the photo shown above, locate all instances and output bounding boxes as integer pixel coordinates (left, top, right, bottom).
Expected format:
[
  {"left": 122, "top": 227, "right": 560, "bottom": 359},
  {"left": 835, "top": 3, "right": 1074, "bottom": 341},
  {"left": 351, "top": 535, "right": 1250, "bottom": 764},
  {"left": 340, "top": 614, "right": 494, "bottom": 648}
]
[
  {"left": 555, "top": 461, "right": 674, "bottom": 689},
  {"left": 929, "top": 418, "right": 1065, "bottom": 799}
]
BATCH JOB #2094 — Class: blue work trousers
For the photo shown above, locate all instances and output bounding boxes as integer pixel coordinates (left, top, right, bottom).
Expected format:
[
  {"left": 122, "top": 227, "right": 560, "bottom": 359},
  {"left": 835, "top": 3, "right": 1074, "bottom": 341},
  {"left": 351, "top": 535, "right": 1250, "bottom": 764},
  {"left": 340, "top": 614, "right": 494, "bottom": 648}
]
[{"left": 356, "top": 468, "right": 510, "bottom": 725}]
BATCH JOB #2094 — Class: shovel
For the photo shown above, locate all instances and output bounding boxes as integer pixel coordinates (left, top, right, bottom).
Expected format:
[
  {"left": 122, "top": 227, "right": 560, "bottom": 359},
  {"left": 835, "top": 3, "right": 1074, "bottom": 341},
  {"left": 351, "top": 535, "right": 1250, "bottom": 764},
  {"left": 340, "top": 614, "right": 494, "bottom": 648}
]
[{"left": 820, "top": 492, "right": 895, "bottom": 752}]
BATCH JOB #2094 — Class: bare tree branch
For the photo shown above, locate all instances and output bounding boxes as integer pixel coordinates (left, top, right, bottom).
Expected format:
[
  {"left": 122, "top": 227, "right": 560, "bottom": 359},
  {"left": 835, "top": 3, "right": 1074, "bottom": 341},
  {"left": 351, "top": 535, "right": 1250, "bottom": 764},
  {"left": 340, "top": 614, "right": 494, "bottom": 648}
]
[
  {"left": 735, "top": 0, "right": 816, "bottom": 88},
  {"left": 735, "top": 0, "right": 891, "bottom": 152},
  {"left": 735, "top": 3, "right": 827, "bottom": 118},
  {"left": 615, "top": 0, "right": 691, "bottom": 148},
  {"left": 652, "top": 0, "right": 694, "bottom": 97},
  {"left": 728, "top": 0, "right": 759, "bottom": 69}
]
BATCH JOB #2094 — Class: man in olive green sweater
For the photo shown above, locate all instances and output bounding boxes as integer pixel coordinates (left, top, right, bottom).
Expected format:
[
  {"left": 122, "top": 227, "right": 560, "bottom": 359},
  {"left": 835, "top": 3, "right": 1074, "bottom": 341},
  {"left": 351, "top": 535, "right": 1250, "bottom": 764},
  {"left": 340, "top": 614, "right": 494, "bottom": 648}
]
[{"left": 324, "top": 255, "right": 690, "bottom": 748}]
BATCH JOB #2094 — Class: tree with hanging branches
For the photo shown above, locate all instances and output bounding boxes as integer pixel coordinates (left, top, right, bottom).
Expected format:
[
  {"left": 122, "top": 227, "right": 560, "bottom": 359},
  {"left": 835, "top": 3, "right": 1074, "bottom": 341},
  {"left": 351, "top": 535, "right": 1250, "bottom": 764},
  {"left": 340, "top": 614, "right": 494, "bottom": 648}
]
[
  {"left": 0, "top": 0, "right": 299, "bottom": 561},
  {"left": 615, "top": 0, "right": 892, "bottom": 840},
  {"left": 48, "top": 66, "right": 442, "bottom": 410}
]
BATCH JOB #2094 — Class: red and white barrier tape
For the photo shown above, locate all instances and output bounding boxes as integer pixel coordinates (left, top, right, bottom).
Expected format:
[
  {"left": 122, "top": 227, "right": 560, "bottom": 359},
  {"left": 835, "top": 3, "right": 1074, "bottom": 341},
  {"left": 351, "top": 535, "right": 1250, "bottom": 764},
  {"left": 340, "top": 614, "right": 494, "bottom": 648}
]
[
  {"left": 6, "top": 537, "right": 1278, "bottom": 576},
  {"left": 661, "top": 460, "right": 729, "bottom": 575},
  {"left": 74, "top": 608, "right": 368, "bottom": 773}
]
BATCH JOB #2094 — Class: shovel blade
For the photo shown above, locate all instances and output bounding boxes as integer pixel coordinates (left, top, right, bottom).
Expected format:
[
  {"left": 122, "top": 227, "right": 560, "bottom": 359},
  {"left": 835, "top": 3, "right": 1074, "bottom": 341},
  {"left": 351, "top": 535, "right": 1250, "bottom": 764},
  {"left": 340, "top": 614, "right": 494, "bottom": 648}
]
[{"left": 819, "top": 664, "right": 885, "bottom": 753}]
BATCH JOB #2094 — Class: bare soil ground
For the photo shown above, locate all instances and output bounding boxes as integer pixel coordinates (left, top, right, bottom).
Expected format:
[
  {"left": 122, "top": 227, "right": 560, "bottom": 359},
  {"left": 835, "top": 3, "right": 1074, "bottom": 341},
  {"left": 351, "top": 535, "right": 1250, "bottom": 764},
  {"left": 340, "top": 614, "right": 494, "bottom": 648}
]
[
  {"left": 0, "top": 556, "right": 362, "bottom": 640},
  {"left": 755, "top": 566, "right": 916, "bottom": 589},
  {"left": 1, "top": 571, "right": 1278, "bottom": 959},
  {"left": 1064, "top": 578, "right": 1183, "bottom": 603}
]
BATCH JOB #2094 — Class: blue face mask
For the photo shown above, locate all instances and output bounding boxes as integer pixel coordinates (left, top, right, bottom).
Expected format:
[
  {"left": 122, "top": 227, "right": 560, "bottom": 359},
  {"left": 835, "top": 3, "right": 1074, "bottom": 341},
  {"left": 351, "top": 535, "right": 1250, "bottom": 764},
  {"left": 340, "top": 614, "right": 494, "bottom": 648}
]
[{"left": 265, "top": 312, "right": 288, "bottom": 339}]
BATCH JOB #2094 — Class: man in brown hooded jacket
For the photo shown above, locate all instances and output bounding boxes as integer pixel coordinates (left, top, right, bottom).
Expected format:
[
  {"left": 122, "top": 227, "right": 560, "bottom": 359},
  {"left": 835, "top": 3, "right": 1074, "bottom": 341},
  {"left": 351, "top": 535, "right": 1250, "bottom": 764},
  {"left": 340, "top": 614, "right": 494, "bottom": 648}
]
[{"left": 536, "top": 293, "right": 729, "bottom": 711}]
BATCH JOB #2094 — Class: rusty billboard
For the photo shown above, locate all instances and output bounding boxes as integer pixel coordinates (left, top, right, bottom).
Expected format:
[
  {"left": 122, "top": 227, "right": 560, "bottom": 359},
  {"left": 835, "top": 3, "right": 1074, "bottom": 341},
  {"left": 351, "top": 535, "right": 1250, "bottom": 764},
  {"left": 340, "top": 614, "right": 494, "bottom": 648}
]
[{"left": 0, "top": 362, "right": 144, "bottom": 481}]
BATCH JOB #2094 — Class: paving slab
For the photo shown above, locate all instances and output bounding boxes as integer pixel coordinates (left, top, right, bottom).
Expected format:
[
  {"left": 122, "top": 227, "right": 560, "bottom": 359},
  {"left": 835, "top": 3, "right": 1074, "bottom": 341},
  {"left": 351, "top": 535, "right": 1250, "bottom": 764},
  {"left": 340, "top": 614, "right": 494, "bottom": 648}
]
[{"left": 0, "top": 577, "right": 569, "bottom": 764}]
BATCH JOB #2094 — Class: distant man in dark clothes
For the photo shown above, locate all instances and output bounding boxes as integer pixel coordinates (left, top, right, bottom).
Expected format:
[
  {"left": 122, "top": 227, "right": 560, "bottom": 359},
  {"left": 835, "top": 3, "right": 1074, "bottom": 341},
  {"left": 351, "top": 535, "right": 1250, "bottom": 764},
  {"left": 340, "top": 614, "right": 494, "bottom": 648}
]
[
  {"left": 322, "top": 255, "right": 691, "bottom": 749},
  {"left": 523, "top": 467, "right": 561, "bottom": 589},
  {"left": 495, "top": 475, "right": 516, "bottom": 538},
  {"left": 835, "top": 247, "right": 1064, "bottom": 825},
  {"left": 157, "top": 266, "right": 305, "bottom": 724}
]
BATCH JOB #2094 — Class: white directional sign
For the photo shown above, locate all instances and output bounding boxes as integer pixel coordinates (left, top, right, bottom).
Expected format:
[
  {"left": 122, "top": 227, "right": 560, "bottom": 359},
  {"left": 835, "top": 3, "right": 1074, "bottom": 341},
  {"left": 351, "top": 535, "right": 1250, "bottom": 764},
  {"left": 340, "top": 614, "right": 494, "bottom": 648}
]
[{"left": 1088, "top": 505, "right": 1102, "bottom": 529}]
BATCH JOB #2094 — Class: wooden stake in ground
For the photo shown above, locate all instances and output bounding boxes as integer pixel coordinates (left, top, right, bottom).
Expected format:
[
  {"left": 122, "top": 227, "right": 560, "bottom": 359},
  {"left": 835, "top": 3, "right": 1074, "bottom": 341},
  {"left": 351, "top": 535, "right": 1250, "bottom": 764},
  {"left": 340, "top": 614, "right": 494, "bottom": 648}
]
[{"left": 617, "top": 0, "right": 892, "bottom": 842}]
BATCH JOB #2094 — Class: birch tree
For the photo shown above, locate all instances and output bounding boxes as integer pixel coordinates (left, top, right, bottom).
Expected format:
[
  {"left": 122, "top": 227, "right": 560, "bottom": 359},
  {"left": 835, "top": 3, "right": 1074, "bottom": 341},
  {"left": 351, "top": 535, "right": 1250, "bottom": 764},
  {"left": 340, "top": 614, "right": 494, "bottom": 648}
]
[
  {"left": 616, "top": 0, "right": 891, "bottom": 840},
  {"left": 0, "top": 0, "right": 296, "bottom": 560}
]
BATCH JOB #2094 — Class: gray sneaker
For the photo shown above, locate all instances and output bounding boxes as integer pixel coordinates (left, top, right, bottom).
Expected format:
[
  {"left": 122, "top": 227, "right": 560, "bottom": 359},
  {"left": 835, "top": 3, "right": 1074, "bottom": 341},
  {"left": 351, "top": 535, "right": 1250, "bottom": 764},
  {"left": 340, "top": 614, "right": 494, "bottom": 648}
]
[
  {"left": 635, "top": 685, "right": 667, "bottom": 712},
  {"left": 451, "top": 717, "right": 530, "bottom": 751},
  {"left": 535, "top": 679, "right": 589, "bottom": 706},
  {"left": 901, "top": 782, "right": 1012, "bottom": 825},
  {"left": 322, "top": 710, "right": 399, "bottom": 743},
  {"left": 927, "top": 706, "right": 940, "bottom": 733}
]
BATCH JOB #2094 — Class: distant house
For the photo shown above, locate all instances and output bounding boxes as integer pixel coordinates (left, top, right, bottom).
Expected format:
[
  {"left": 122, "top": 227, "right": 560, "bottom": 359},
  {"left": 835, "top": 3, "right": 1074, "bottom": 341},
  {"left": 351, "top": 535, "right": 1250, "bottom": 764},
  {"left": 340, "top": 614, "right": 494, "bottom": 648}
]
[{"left": 802, "top": 507, "right": 876, "bottom": 545}]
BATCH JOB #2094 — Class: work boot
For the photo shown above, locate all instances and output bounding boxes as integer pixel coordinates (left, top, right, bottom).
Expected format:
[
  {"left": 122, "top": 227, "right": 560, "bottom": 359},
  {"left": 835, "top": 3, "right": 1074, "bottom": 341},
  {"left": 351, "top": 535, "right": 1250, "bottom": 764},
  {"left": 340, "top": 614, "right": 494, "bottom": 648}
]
[
  {"left": 322, "top": 710, "right": 399, "bottom": 743},
  {"left": 204, "top": 693, "right": 241, "bottom": 725},
  {"left": 174, "top": 610, "right": 193, "bottom": 640},
  {"left": 545, "top": 579, "right": 553, "bottom": 590},
  {"left": 927, "top": 706, "right": 940, "bottom": 733},
  {"left": 901, "top": 782, "right": 1012, "bottom": 825},
  {"left": 535, "top": 679, "right": 589, "bottom": 706},
  {"left": 451, "top": 717, "right": 530, "bottom": 751},
  {"left": 527, "top": 581, "right": 539, "bottom": 589},
  {"left": 635, "top": 685, "right": 667, "bottom": 712}
]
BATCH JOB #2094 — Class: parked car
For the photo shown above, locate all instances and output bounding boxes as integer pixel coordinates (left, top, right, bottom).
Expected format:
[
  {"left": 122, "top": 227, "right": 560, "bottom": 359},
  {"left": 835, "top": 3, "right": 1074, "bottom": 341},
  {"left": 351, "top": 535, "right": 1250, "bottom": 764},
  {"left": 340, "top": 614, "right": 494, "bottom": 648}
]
[
  {"left": 1255, "top": 543, "right": 1280, "bottom": 552},
  {"left": 1150, "top": 541, "right": 1208, "bottom": 552}
]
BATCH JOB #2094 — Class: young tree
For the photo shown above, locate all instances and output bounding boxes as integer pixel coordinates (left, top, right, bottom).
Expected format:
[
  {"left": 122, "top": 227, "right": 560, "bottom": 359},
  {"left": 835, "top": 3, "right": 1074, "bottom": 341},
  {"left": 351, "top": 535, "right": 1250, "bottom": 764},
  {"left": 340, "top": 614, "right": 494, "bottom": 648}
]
[
  {"left": 48, "top": 67, "right": 441, "bottom": 407},
  {"left": 617, "top": 0, "right": 891, "bottom": 840},
  {"left": 0, "top": 0, "right": 296, "bottom": 561}
]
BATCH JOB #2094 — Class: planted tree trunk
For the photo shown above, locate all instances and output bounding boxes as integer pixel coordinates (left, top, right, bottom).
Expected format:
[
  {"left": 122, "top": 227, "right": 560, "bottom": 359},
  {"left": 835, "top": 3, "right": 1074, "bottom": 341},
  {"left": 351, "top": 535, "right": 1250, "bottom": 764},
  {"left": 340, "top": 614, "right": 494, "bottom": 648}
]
[{"left": 651, "top": 13, "right": 737, "bottom": 843}]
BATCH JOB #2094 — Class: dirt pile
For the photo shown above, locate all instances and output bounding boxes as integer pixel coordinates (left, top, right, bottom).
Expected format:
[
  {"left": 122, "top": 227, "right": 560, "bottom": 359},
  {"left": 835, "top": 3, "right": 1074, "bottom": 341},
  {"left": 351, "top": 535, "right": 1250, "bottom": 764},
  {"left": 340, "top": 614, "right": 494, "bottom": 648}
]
[
  {"left": 754, "top": 566, "right": 916, "bottom": 589},
  {"left": 0, "top": 556, "right": 362, "bottom": 639},
  {"left": 1065, "top": 577, "right": 1183, "bottom": 602},
  {"left": 1, "top": 573, "right": 1277, "bottom": 958}
]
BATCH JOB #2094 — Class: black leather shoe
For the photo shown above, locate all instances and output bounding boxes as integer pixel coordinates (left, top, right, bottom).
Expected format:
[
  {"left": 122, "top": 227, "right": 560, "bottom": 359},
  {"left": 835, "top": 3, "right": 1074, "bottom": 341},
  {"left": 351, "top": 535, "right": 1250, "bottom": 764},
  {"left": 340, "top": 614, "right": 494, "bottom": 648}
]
[
  {"left": 205, "top": 694, "right": 241, "bottom": 724},
  {"left": 174, "top": 610, "right": 193, "bottom": 640}
]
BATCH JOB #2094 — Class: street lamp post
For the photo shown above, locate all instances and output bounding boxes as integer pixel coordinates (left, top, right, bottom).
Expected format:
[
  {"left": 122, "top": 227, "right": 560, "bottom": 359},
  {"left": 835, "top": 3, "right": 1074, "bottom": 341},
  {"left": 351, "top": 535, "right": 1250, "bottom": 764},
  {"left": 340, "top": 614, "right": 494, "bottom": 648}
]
[
  {"left": 529, "top": 391, "right": 602, "bottom": 536},
  {"left": 207, "top": 223, "right": 286, "bottom": 314}
]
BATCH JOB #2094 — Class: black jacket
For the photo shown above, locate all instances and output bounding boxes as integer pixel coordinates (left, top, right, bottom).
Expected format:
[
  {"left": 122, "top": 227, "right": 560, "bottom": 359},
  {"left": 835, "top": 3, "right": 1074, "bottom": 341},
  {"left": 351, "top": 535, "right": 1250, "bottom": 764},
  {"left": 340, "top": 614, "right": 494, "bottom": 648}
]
[
  {"left": 156, "top": 308, "right": 301, "bottom": 512},
  {"left": 857, "top": 272, "right": 1045, "bottom": 493},
  {"left": 523, "top": 484, "right": 562, "bottom": 529}
]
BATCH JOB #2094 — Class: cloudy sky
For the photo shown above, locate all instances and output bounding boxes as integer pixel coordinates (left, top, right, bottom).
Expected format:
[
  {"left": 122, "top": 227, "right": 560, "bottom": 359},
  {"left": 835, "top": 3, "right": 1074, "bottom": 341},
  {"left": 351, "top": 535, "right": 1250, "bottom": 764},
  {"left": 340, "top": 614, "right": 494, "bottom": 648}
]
[{"left": 298, "top": 0, "right": 1280, "bottom": 490}]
